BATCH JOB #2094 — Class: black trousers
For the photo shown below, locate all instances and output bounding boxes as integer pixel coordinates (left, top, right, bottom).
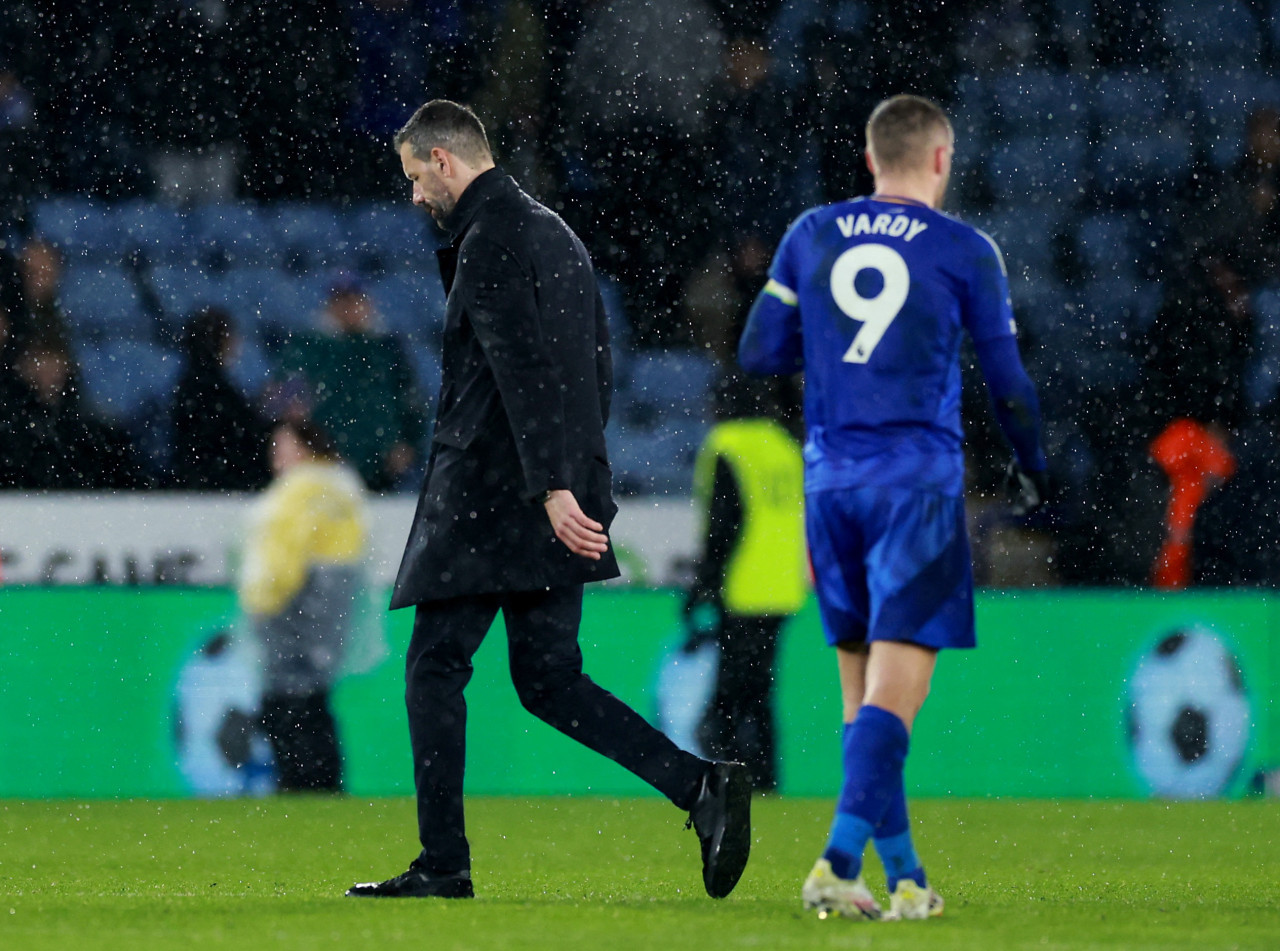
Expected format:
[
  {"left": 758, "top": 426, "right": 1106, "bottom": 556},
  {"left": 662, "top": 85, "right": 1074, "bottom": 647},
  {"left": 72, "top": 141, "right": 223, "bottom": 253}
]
[
  {"left": 406, "top": 584, "right": 708, "bottom": 874},
  {"left": 699, "top": 615, "right": 785, "bottom": 792},
  {"left": 261, "top": 689, "right": 343, "bottom": 792}
]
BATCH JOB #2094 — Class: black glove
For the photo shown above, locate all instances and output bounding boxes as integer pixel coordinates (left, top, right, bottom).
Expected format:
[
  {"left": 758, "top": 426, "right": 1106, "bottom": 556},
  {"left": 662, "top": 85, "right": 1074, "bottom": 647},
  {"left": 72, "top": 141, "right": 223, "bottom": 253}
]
[{"left": 1006, "top": 461, "right": 1050, "bottom": 517}]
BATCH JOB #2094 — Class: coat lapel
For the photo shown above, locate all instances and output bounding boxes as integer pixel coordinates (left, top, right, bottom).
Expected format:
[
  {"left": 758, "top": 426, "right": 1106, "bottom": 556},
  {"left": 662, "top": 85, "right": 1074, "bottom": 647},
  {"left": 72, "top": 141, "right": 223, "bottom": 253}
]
[{"left": 436, "top": 246, "right": 459, "bottom": 294}]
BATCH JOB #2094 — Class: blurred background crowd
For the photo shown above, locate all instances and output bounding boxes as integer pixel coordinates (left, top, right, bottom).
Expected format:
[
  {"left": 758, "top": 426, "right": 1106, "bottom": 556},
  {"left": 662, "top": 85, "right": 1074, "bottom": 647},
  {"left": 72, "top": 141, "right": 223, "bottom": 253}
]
[{"left": 3, "top": 0, "right": 1280, "bottom": 588}]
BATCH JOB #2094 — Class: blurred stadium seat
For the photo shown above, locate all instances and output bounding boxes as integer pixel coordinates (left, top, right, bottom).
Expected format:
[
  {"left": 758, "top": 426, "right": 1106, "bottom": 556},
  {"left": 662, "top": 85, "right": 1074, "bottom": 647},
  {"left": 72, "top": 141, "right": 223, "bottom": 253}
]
[
  {"left": 596, "top": 273, "right": 633, "bottom": 360},
  {"left": 1079, "top": 274, "right": 1162, "bottom": 339},
  {"left": 225, "top": 334, "right": 275, "bottom": 400},
  {"left": 273, "top": 203, "right": 345, "bottom": 272},
  {"left": 1159, "top": 0, "right": 1262, "bottom": 70},
  {"left": 76, "top": 339, "right": 181, "bottom": 424},
  {"left": 1187, "top": 70, "right": 1280, "bottom": 169},
  {"left": 1246, "top": 284, "right": 1280, "bottom": 408},
  {"left": 368, "top": 272, "right": 444, "bottom": 351},
  {"left": 624, "top": 349, "right": 717, "bottom": 422},
  {"left": 1093, "top": 127, "right": 1193, "bottom": 205},
  {"left": 1090, "top": 70, "right": 1176, "bottom": 131},
  {"left": 31, "top": 198, "right": 118, "bottom": 262},
  {"left": 990, "top": 68, "right": 1085, "bottom": 138},
  {"left": 219, "top": 266, "right": 323, "bottom": 337},
  {"left": 113, "top": 200, "right": 190, "bottom": 266},
  {"left": 60, "top": 263, "right": 150, "bottom": 340},
  {"left": 1074, "top": 213, "right": 1141, "bottom": 281},
  {"left": 146, "top": 264, "right": 218, "bottom": 328},
  {"left": 345, "top": 203, "right": 435, "bottom": 272},
  {"left": 986, "top": 131, "right": 1089, "bottom": 203},
  {"left": 607, "top": 418, "right": 709, "bottom": 496},
  {"left": 950, "top": 73, "right": 993, "bottom": 195},
  {"left": 406, "top": 343, "right": 442, "bottom": 400},
  {"left": 972, "top": 204, "right": 1065, "bottom": 281},
  {"left": 189, "top": 203, "right": 280, "bottom": 269}
]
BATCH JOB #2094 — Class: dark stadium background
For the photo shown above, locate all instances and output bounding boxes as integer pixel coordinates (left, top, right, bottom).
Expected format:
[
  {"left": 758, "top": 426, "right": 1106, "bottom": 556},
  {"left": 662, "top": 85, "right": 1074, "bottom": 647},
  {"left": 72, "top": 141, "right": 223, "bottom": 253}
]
[{"left": 3, "top": 0, "right": 1280, "bottom": 590}]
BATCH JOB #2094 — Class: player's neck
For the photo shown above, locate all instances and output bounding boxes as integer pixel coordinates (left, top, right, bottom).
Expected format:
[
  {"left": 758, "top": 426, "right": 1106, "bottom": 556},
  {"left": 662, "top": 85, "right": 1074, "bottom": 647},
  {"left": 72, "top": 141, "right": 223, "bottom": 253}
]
[{"left": 870, "top": 179, "right": 937, "bottom": 209}]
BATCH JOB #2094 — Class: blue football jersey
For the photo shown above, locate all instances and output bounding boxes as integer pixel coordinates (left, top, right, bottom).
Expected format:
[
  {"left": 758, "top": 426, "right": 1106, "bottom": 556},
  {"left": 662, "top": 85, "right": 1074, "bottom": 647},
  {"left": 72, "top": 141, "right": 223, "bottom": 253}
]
[{"left": 739, "top": 195, "right": 1017, "bottom": 496}]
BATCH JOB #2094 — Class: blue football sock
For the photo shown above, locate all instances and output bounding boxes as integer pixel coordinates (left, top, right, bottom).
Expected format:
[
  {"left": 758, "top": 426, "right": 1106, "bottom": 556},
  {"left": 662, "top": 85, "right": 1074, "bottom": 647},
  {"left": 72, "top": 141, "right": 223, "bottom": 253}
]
[
  {"left": 821, "top": 705, "right": 910, "bottom": 881},
  {"left": 874, "top": 830, "right": 926, "bottom": 891},
  {"left": 873, "top": 769, "right": 926, "bottom": 891}
]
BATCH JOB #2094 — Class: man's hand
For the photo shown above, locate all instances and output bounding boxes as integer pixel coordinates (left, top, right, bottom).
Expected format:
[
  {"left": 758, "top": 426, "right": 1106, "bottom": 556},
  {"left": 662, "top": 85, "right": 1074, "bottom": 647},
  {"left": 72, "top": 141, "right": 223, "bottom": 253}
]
[
  {"left": 543, "top": 489, "right": 609, "bottom": 560},
  {"left": 1006, "top": 461, "right": 1051, "bottom": 517}
]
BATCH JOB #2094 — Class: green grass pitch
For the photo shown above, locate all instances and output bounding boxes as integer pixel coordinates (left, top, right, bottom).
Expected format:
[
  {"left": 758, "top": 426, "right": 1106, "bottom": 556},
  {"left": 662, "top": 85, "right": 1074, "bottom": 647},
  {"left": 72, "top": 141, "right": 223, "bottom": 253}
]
[{"left": 2, "top": 796, "right": 1277, "bottom": 950}]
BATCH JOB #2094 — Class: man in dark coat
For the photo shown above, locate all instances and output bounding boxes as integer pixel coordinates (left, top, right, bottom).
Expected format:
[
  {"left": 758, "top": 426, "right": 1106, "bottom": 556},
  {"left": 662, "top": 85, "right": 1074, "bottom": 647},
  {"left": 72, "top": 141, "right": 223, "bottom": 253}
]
[{"left": 347, "top": 100, "right": 751, "bottom": 901}]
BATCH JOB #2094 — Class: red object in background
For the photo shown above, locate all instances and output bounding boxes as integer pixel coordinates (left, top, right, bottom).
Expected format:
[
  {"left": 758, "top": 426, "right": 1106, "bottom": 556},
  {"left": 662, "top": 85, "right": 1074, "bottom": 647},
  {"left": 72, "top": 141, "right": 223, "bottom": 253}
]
[{"left": 1150, "top": 418, "right": 1236, "bottom": 589}]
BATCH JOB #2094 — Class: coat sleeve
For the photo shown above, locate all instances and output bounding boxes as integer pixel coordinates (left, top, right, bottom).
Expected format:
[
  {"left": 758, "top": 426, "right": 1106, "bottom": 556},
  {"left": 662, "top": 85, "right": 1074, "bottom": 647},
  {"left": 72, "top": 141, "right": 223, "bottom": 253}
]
[
  {"left": 594, "top": 285, "right": 612, "bottom": 427},
  {"left": 463, "top": 235, "right": 570, "bottom": 500}
]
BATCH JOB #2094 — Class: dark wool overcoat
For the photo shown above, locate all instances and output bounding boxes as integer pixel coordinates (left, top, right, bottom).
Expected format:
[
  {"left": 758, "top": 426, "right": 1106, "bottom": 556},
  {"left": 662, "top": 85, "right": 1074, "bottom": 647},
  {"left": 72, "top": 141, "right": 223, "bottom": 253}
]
[{"left": 390, "top": 169, "right": 620, "bottom": 607}]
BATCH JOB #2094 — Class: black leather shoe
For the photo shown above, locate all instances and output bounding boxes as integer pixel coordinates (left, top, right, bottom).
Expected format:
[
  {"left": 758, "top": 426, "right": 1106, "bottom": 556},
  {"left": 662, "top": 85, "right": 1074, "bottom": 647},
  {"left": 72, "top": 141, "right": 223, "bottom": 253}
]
[
  {"left": 687, "top": 761, "right": 752, "bottom": 898},
  {"left": 346, "top": 868, "right": 474, "bottom": 898}
]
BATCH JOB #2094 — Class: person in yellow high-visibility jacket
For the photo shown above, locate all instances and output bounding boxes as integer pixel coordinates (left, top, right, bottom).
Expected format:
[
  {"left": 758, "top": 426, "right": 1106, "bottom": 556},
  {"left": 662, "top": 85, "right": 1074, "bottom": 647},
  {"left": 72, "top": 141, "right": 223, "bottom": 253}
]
[
  {"left": 239, "top": 417, "right": 368, "bottom": 792},
  {"left": 686, "top": 374, "right": 806, "bottom": 791}
]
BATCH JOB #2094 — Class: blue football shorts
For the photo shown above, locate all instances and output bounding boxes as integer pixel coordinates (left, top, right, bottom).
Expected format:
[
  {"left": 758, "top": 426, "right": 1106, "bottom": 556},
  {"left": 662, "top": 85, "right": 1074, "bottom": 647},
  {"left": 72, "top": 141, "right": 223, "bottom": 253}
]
[{"left": 806, "top": 485, "right": 976, "bottom": 651}]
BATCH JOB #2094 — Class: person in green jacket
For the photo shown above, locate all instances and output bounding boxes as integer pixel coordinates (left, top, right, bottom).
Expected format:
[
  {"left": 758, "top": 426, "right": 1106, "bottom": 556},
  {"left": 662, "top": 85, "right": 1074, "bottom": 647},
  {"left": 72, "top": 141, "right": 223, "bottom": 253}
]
[{"left": 276, "top": 274, "right": 425, "bottom": 491}]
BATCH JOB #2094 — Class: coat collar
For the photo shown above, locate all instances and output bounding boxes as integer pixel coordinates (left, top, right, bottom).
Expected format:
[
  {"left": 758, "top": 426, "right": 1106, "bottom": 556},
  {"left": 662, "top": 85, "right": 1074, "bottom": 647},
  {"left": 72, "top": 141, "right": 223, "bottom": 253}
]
[{"left": 441, "top": 167, "right": 510, "bottom": 242}]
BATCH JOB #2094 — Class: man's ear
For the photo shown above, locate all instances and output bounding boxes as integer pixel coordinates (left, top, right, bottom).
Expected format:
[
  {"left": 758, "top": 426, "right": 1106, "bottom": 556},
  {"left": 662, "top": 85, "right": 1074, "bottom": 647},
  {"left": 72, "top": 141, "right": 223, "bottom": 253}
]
[{"left": 933, "top": 145, "right": 948, "bottom": 175}]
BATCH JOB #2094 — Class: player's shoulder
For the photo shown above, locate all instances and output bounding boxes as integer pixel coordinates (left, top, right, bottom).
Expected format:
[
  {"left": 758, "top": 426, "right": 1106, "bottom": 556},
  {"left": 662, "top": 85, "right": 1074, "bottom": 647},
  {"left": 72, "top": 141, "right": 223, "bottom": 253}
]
[{"left": 932, "top": 207, "right": 1005, "bottom": 259}]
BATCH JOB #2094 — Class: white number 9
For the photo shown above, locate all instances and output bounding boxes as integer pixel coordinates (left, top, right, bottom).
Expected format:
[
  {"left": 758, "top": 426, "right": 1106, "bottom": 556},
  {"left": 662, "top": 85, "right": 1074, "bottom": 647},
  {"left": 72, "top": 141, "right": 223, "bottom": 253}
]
[{"left": 829, "top": 244, "right": 910, "bottom": 363}]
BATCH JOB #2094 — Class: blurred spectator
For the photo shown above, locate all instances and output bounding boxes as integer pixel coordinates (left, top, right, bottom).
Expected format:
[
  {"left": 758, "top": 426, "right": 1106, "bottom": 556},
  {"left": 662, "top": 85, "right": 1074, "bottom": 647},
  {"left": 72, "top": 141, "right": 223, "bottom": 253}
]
[
  {"left": 169, "top": 306, "right": 271, "bottom": 491},
  {"left": 0, "top": 333, "right": 144, "bottom": 489},
  {"left": 685, "top": 373, "right": 806, "bottom": 792},
  {"left": 6, "top": 4, "right": 150, "bottom": 197},
  {"left": 121, "top": 1, "right": 240, "bottom": 204},
  {"left": 690, "top": 34, "right": 805, "bottom": 365},
  {"left": 525, "top": 0, "right": 589, "bottom": 173},
  {"left": 1199, "top": 106, "right": 1280, "bottom": 287},
  {"left": 13, "top": 236, "right": 72, "bottom": 354},
  {"left": 337, "top": 0, "right": 501, "bottom": 199},
  {"left": 1193, "top": 419, "right": 1280, "bottom": 586},
  {"left": 230, "top": 0, "right": 354, "bottom": 200},
  {"left": 956, "top": 1, "right": 1066, "bottom": 73},
  {"left": 1139, "top": 252, "right": 1255, "bottom": 437},
  {"left": 238, "top": 418, "right": 369, "bottom": 792},
  {"left": 1137, "top": 253, "right": 1255, "bottom": 588},
  {"left": 562, "top": 0, "right": 724, "bottom": 344},
  {"left": 471, "top": 0, "right": 556, "bottom": 200},
  {"left": 705, "top": 35, "right": 803, "bottom": 248},
  {"left": 0, "top": 66, "right": 33, "bottom": 129},
  {"left": 275, "top": 274, "right": 425, "bottom": 491},
  {"left": 0, "top": 63, "right": 33, "bottom": 231},
  {"left": 802, "top": 2, "right": 968, "bottom": 204},
  {"left": 1091, "top": 0, "right": 1170, "bottom": 68}
]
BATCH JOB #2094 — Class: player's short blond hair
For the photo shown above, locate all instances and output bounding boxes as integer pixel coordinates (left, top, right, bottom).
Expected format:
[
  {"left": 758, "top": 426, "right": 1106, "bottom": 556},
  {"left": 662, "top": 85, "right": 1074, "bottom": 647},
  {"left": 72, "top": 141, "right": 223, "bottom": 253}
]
[
  {"left": 394, "top": 100, "right": 493, "bottom": 167},
  {"left": 866, "top": 95, "right": 952, "bottom": 175}
]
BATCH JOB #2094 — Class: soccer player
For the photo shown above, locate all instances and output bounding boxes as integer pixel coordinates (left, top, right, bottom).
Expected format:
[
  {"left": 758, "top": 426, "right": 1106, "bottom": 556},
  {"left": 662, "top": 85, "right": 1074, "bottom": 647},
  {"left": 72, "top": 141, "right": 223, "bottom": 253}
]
[{"left": 739, "top": 94, "right": 1049, "bottom": 921}]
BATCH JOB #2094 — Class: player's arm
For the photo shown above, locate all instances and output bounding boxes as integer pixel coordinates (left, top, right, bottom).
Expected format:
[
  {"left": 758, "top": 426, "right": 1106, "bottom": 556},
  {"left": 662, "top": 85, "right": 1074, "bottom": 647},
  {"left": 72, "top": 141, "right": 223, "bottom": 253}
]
[
  {"left": 964, "top": 233, "right": 1049, "bottom": 509},
  {"left": 739, "top": 282, "right": 803, "bottom": 375},
  {"left": 739, "top": 218, "right": 806, "bottom": 375},
  {"left": 974, "top": 333, "right": 1046, "bottom": 454}
]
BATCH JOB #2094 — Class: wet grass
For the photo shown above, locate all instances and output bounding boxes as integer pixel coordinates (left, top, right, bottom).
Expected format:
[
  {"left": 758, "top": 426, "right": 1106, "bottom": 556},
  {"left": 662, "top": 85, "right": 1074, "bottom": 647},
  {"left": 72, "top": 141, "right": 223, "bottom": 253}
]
[{"left": 1, "top": 796, "right": 1277, "bottom": 950}]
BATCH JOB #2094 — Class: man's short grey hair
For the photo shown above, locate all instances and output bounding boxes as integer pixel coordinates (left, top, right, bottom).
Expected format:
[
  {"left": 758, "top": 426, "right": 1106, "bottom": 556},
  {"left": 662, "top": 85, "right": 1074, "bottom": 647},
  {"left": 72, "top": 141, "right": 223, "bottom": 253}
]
[{"left": 394, "top": 100, "right": 493, "bottom": 166}]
